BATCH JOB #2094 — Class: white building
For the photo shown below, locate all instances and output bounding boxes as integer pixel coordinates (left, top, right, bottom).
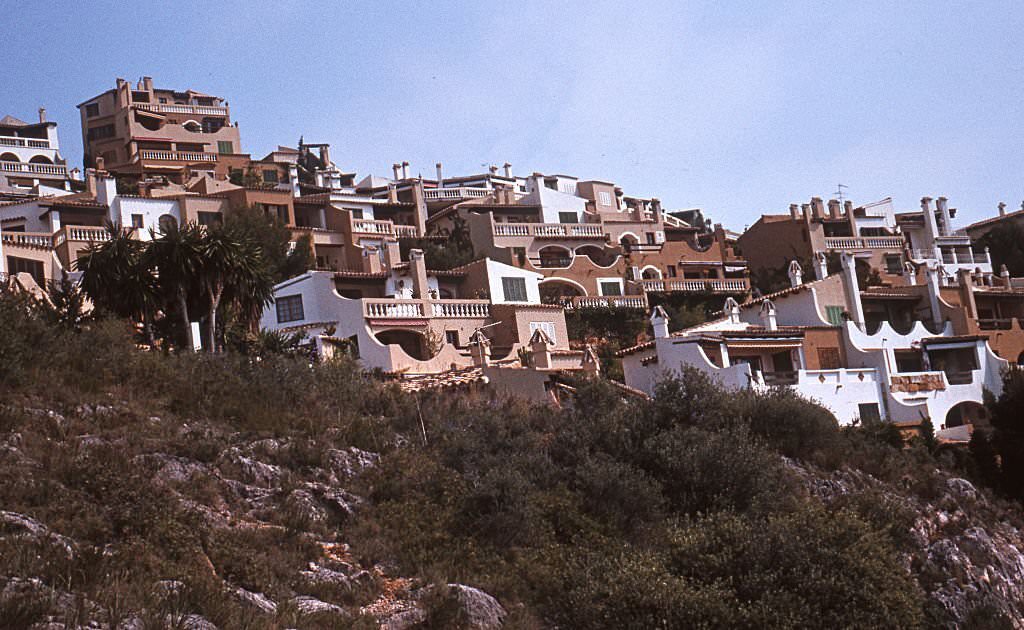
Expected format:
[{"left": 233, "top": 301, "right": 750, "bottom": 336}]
[{"left": 0, "top": 110, "right": 75, "bottom": 194}]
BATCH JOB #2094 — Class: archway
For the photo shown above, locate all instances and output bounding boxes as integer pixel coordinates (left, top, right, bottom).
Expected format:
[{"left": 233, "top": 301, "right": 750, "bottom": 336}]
[
  {"left": 375, "top": 329, "right": 431, "bottom": 361},
  {"left": 28, "top": 155, "right": 53, "bottom": 164},
  {"left": 641, "top": 265, "right": 662, "bottom": 280},
  {"left": 158, "top": 214, "right": 179, "bottom": 232},
  {"left": 619, "top": 232, "right": 639, "bottom": 252},
  {"left": 944, "top": 401, "right": 989, "bottom": 429},
  {"left": 575, "top": 244, "right": 614, "bottom": 266},
  {"left": 537, "top": 245, "right": 572, "bottom": 268},
  {"left": 539, "top": 278, "right": 586, "bottom": 304},
  {"left": 0, "top": 152, "right": 19, "bottom": 162}
]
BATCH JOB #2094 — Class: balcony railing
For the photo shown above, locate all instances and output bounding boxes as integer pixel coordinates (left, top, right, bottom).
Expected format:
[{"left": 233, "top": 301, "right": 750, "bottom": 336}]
[
  {"left": 561, "top": 295, "right": 648, "bottom": 310},
  {"left": 493, "top": 222, "right": 605, "bottom": 238},
  {"left": 762, "top": 370, "right": 800, "bottom": 386},
  {"left": 824, "top": 236, "right": 904, "bottom": 250},
  {"left": 363, "top": 298, "right": 491, "bottom": 319},
  {"left": 640, "top": 278, "right": 748, "bottom": 293},
  {"left": 393, "top": 225, "right": 419, "bottom": 238},
  {"left": 0, "top": 136, "right": 51, "bottom": 148},
  {"left": 352, "top": 219, "right": 397, "bottom": 235},
  {"left": 138, "top": 150, "right": 219, "bottom": 162},
  {"left": 977, "top": 318, "right": 1014, "bottom": 330},
  {"left": 1, "top": 231, "right": 54, "bottom": 249},
  {"left": 135, "top": 103, "right": 228, "bottom": 117},
  {"left": 422, "top": 187, "right": 491, "bottom": 201},
  {"left": 0, "top": 161, "right": 67, "bottom": 176}
]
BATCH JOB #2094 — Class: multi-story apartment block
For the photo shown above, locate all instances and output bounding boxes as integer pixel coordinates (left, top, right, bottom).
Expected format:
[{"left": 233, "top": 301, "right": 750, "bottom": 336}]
[
  {"left": 0, "top": 109, "right": 75, "bottom": 194},
  {"left": 619, "top": 253, "right": 1010, "bottom": 438},
  {"left": 77, "top": 77, "right": 246, "bottom": 184}
]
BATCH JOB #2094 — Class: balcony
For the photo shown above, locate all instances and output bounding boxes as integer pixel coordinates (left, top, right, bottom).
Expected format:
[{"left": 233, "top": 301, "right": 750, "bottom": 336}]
[
  {"left": 422, "top": 187, "right": 491, "bottom": 201},
  {"left": 824, "top": 236, "right": 904, "bottom": 250},
  {"left": 393, "top": 225, "right": 419, "bottom": 238},
  {"left": 0, "top": 136, "right": 50, "bottom": 149},
  {"left": 352, "top": 219, "right": 399, "bottom": 235},
  {"left": 289, "top": 226, "right": 346, "bottom": 246},
  {"left": 761, "top": 371, "right": 800, "bottom": 386},
  {"left": 493, "top": 222, "right": 605, "bottom": 239},
  {"left": 1, "top": 231, "right": 53, "bottom": 250},
  {"left": 0, "top": 161, "right": 67, "bottom": 177},
  {"left": 560, "top": 295, "right": 648, "bottom": 310},
  {"left": 135, "top": 103, "right": 228, "bottom": 117},
  {"left": 363, "top": 298, "right": 491, "bottom": 319},
  {"left": 138, "top": 150, "right": 219, "bottom": 163},
  {"left": 640, "top": 278, "right": 748, "bottom": 293}
]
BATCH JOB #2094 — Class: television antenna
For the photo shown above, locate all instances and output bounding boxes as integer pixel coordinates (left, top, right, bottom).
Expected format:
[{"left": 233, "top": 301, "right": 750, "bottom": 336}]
[{"left": 835, "top": 183, "right": 848, "bottom": 204}]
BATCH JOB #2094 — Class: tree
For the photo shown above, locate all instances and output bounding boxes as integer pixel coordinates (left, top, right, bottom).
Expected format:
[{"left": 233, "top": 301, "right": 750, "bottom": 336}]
[
  {"left": 978, "top": 221, "right": 1024, "bottom": 278},
  {"left": 145, "top": 221, "right": 203, "bottom": 352},
  {"left": 986, "top": 370, "right": 1024, "bottom": 500},
  {"left": 37, "top": 272, "right": 92, "bottom": 333}
]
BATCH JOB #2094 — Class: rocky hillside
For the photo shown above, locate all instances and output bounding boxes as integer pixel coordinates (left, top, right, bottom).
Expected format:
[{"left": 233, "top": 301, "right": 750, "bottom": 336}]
[{"left": 2, "top": 301, "right": 1023, "bottom": 628}]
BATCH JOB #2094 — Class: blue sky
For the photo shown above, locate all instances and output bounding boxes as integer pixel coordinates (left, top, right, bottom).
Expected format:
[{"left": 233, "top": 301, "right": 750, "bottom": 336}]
[{"left": 7, "top": 1, "right": 1023, "bottom": 228}]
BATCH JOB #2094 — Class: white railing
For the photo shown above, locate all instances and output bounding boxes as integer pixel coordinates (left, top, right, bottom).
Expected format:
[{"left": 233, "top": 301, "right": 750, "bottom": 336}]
[
  {"left": 562, "top": 295, "right": 648, "bottom": 309},
  {"left": 640, "top": 278, "right": 748, "bottom": 293},
  {"left": 0, "top": 160, "right": 67, "bottom": 176},
  {"left": 135, "top": 103, "right": 228, "bottom": 117},
  {"left": 422, "top": 187, "right": 491, "bottom": 201},
  {"left": 431, "top": 301, "right": 491, "bottom": 318},
  {"left": 67, "top": 227, "right": 112, "bottom": 242},
  {"left": 364, "top": 300, "right": 425, "bottom": 318},
  {"left": 352, "top": 219, "right": 394, "bottom": 235},
  {"left": 0, "top": 136, "right": 51, "bottom": 149},
  {"left": 824, "top": 236, "right": 904, "bottom": 250},
  {"left": 1, "top": 232, "right": 53, "bottom": 249},
  {"left": 138, "top": 150, "right": 218, "bottom": 162},
  {"left": 393, "top": 225, "right": 419, "bottom": 238},
  {"left": 493, "top": 222, "right": 605, "bottom": 238}
]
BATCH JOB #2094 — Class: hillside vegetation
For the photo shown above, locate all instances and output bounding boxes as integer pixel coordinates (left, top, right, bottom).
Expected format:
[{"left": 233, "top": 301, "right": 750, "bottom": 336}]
[{"left": 1, "top": 288, "right": 1023, "bottom": 628}]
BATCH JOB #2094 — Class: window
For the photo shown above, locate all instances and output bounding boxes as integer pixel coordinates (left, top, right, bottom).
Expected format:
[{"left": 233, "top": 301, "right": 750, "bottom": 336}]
[
  {"left": 445, "top": 330, "right": 459, "bottom": 346},
  {"left": 599, "top": 280, "right": 623, "bottom": 296},
  {"left": 558, "top": 212, "right": 578, "bottom": 224},
  {"left": 825, "top": 305, "right": 845, "bottom": 326},
  {"left": 6, "top": 257, "right": 45, "bottom": 286},
  {"left": 84, "top": 103, "right": 100, "bottom": 118},
  {"left": 817, "top": 347, "right": 841, "bottom": 369},
  {"left": 598, "top": 191, "right": 612, "bottom": 206},
  {"left": 86, "top": 124, "right": 115, "bottom": 141},
  {"left": 197, "top": 212, "right": 222, "bottom": 227},
  {"left": 666, "top": 265, "right": 677, "bottom": 278},
  {"left": 275, "top": 295, "right": 304, "bottom": 323},
  {"left": 263, "top": 169, "right": 279, "bottom": 184},
  {"left": 217, "top": 141, "right": 233, "bottom": 155},
  {"left": 158, "top": 97, "right": 167, "bottom": 104},
  {"left": 884, "top": 254, "right": 903, "bottom": 274},
  {"left": 131, "top": 214, "right": 144, "bottom": 229},
  {"left": 858, "top": 403, "right": 881, "bottom": 424},
  {"left": 502, "top": 277, "right": 528, "bottom": 302},
  {"left": 529, "top": 321, "right": 557, "bottom": 344},
  {"left": 646, "top": 232, "right": 657, "bottom": 245}
]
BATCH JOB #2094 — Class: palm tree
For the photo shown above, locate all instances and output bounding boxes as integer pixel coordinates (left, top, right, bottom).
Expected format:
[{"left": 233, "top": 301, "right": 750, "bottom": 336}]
[{"left": 145, "top": 221, "right": 203, "bottom": 352}]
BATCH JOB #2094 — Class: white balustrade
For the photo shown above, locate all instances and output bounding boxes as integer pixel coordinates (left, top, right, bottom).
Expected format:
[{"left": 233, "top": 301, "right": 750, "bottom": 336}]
[
  {"left": 393, "top": 225, "right": 419, "bottom": 238},
  {"left": 0, "top": 161, "right": 67, "bottom": 176},
  {"left": 0, "top": 136, "right": 51, "bottom": 148},
  {"left": 825, "top": 236, "right": 904, "bottom": 250},
  {"left": 1, "top": 232, "right": 53, "bottom": 249},
  {"left": 431, "top": 301, "right": 491, "bottom": 318},
  {"left": 364, "top": 301, "right": 425, "bottom": 318},
  {"left": 494, "top": 223, "right": 530, "bottom": 237},
  {"left": 352, "top": 219, "right": 394, "bottom": 235},
  {"left": 640, "top": 278, "right": 748, "bottom": 293},
  {"left": 138, "top": 150, "right": 218, "bottom": 162},
  {"left": 135, "top": 103, "right": 228, "bottom": 116},
  {"left": 493, "top": 222, "right": 604, "bottom": 238}
]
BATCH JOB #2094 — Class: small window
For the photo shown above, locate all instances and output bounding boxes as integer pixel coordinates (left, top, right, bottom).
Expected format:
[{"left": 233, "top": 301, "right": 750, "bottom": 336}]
[
  {"left": 825, "top": 305, "right": 845, "bottom": 326},
  {"left": 158, "top": 97, "right": 167, "bottom": 104},
  {"left": 558, "top": 212, "right": 578, "bottom": 224},
  {"left": 217, "top": 141, "right": 233, "bottom": 155},
  {"left": 817, "top": 347, "right": 841, "bottom": 369},
  {"left": 6, "top": 256, "right": 45, "bottom": 286},
  {"left": 85, "top": 103, "right": 100, "bottom": 118},
  {"left": 445, "top": 330, "right": 459, "bottom": 346},
  {"left": 131, "top": 214, "right": 144, "bottom": 229},
  {"left": 501, "top": 277, "right": 528, "bottom": 302},
  {"left": 884, "top": 254, "right": 903, "bottom": 274},
  {"left": 858, "top": 403, "right": 881, "bottom": 424},
  {"left": 197, "top": 212, "right": 222, "bottom": 227},
  {"left": 599, "top": 280, "right": 623, "bottom": 296},
  {"left": 598, "top": 191, "right": 612, "bottom": 206},
  {"left": 275, "top": 294, "right": 304, "bottom": 323},
  {"left": 666, "top": 265, "right": 677, "bottom": 278},
  {"left": 263, "top": 169, "right": 279, "bottom": 184},
  {"left": 529, "top": 321, "right": 557, "bottom": 344}
]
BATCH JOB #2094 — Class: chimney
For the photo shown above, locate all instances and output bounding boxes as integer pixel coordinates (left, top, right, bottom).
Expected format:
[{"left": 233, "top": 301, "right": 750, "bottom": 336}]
[
  {"left": 38, "top": 108, "right": 46, "bottom": 124},
  {"left": 650, "top": 198, "right": 662, "bottom": 218},
  {"left": 840, "top": 252, "right": 865, "bottom": 326},
  {"left": 904, "top": 262, "right": 917, "bottom": 286},
  {"left": 957, "top": 269, "right": 979, "bottom": 320},
  {"left": 813, "top": 252, "right": 828, "bottom": 281},
  {"left": 724, "top": 297, "right": 741, "bottom": 324},
  {"left": 759, "top": 300, "right": 778, "bottom": 331},
  {"left": 401, "top": 161, "right": 409, "bottom": 179},
  {"left": 1000, "top": 264, "right": 1011, "bottom": 287},
  {"left": 800, "top": 203, "right": 811, "bottom": 220},
  {"left": 412, "top": 179, "right": 427, "bottom": 236},
  {"left": 921, "top": 196, "right": 938, "bottom": 244},
  {"left": 827, "top": 199, "right": 840, "bottom": 218},
  {"left": 811, "top": 197, "right": 825, "bottom": 219},
  {"left": 363, "top": 246, "right": 382, "bottom": 273},
  {"left": 936, "top": 196, "right": 952, "bottom": 236},
  {"left": 319, "top": 145, "right": 331, "bottom": 167},
  {"left": 387, "top": 182, "right": 398, "bottom": 203},
  {"left": 392, "top": 163, "right": 401, "bottom": 180},
  {"left": 503, "top": 162, "right": 512, "bottom": 178},
  {"left": 409, "top": 249, "right": 429, "bottom": 299},
  {"left": 142, "top": 76, "right": 153, "bottom": 92},
  {"left": 95, "top": 156, "right": 106, "bottom": 173},
  {"left": 650, "top": 305, "right": 670, "bottom": 339},
  {"left": 85, "top": 168, "right": 98, "bottom": 196},
  {"left": 582, "top": 345, "right": 600, "bottom": 374},
  {"left": 488, "top": 164, "right": 498, "bottom": 175},
  {"left": 787, "top": 260, "right": 803, "bottom": 287},
  {"left": 789, "top": 204, "right": 800, "bottom": 220},
  {"left": 529, "top": 328, "right": 553, "bottom": 369},
  {"left": 435, "top": 162, "right": 443, "bottom": 186},
  {"left": 470, "top": 331, "right": 491, "bottom": 367},
  {"left": 383, "top": 240, "right": 402, "bottom": 269},
  {"left": 843, "top": 200, "right": 853, "bottom": 216},
  {"left": 998, "top": 202, "right": 1006, "bottom": 217}
]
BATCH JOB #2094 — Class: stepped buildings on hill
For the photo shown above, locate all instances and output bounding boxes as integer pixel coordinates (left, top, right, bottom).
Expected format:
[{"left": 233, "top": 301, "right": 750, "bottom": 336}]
[{"left": 2, "top": 73, "right": 1023, "bottom": 434}]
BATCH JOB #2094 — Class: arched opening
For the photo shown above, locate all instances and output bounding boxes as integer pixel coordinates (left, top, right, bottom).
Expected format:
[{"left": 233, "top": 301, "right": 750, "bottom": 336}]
[
  {"left": 641, "top": 265, "right": 662, "bottom": 279},
  {"left": 944, "top": 401, "right": 989, "bottom": 429},
  {"left": 0, "top": 152, "right": 19, "bottom": 162},
  {"left": 28, "top": 155, "right": 53, "bottom": 164},
  {"left": 575, "top": 244, "right": 616, "bottom": 267},
  {"left": 375, "top": 329, "right": 431, "bottom": 361},
  {"left": 183, "top": 120, "right": 202, "bottom": 133},
  {"left": 537, "top": 245, "right": 572, "bottom": 268},
  {"left": 539, "top": 279, "right": 586, "bottom": 304},
  {"left": 619, "top": 233, "right": 639, "bottom": 253},
  {"left": 158, "top": 214, "right": 178, "bottom": 232}
]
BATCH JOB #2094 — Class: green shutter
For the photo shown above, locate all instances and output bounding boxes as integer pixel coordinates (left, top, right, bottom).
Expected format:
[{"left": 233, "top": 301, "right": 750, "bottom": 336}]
[
  {"left": 825, "top": 306, "right": 845, "bottom": 326},
  {"left": 217, "top": 141, "right": 233, "bottom": 155}
]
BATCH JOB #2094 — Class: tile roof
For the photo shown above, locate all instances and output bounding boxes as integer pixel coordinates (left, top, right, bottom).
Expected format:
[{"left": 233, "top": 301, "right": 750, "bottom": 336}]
[{"left": 966, "top": 208, "right": 1024, "bottom": 231}]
